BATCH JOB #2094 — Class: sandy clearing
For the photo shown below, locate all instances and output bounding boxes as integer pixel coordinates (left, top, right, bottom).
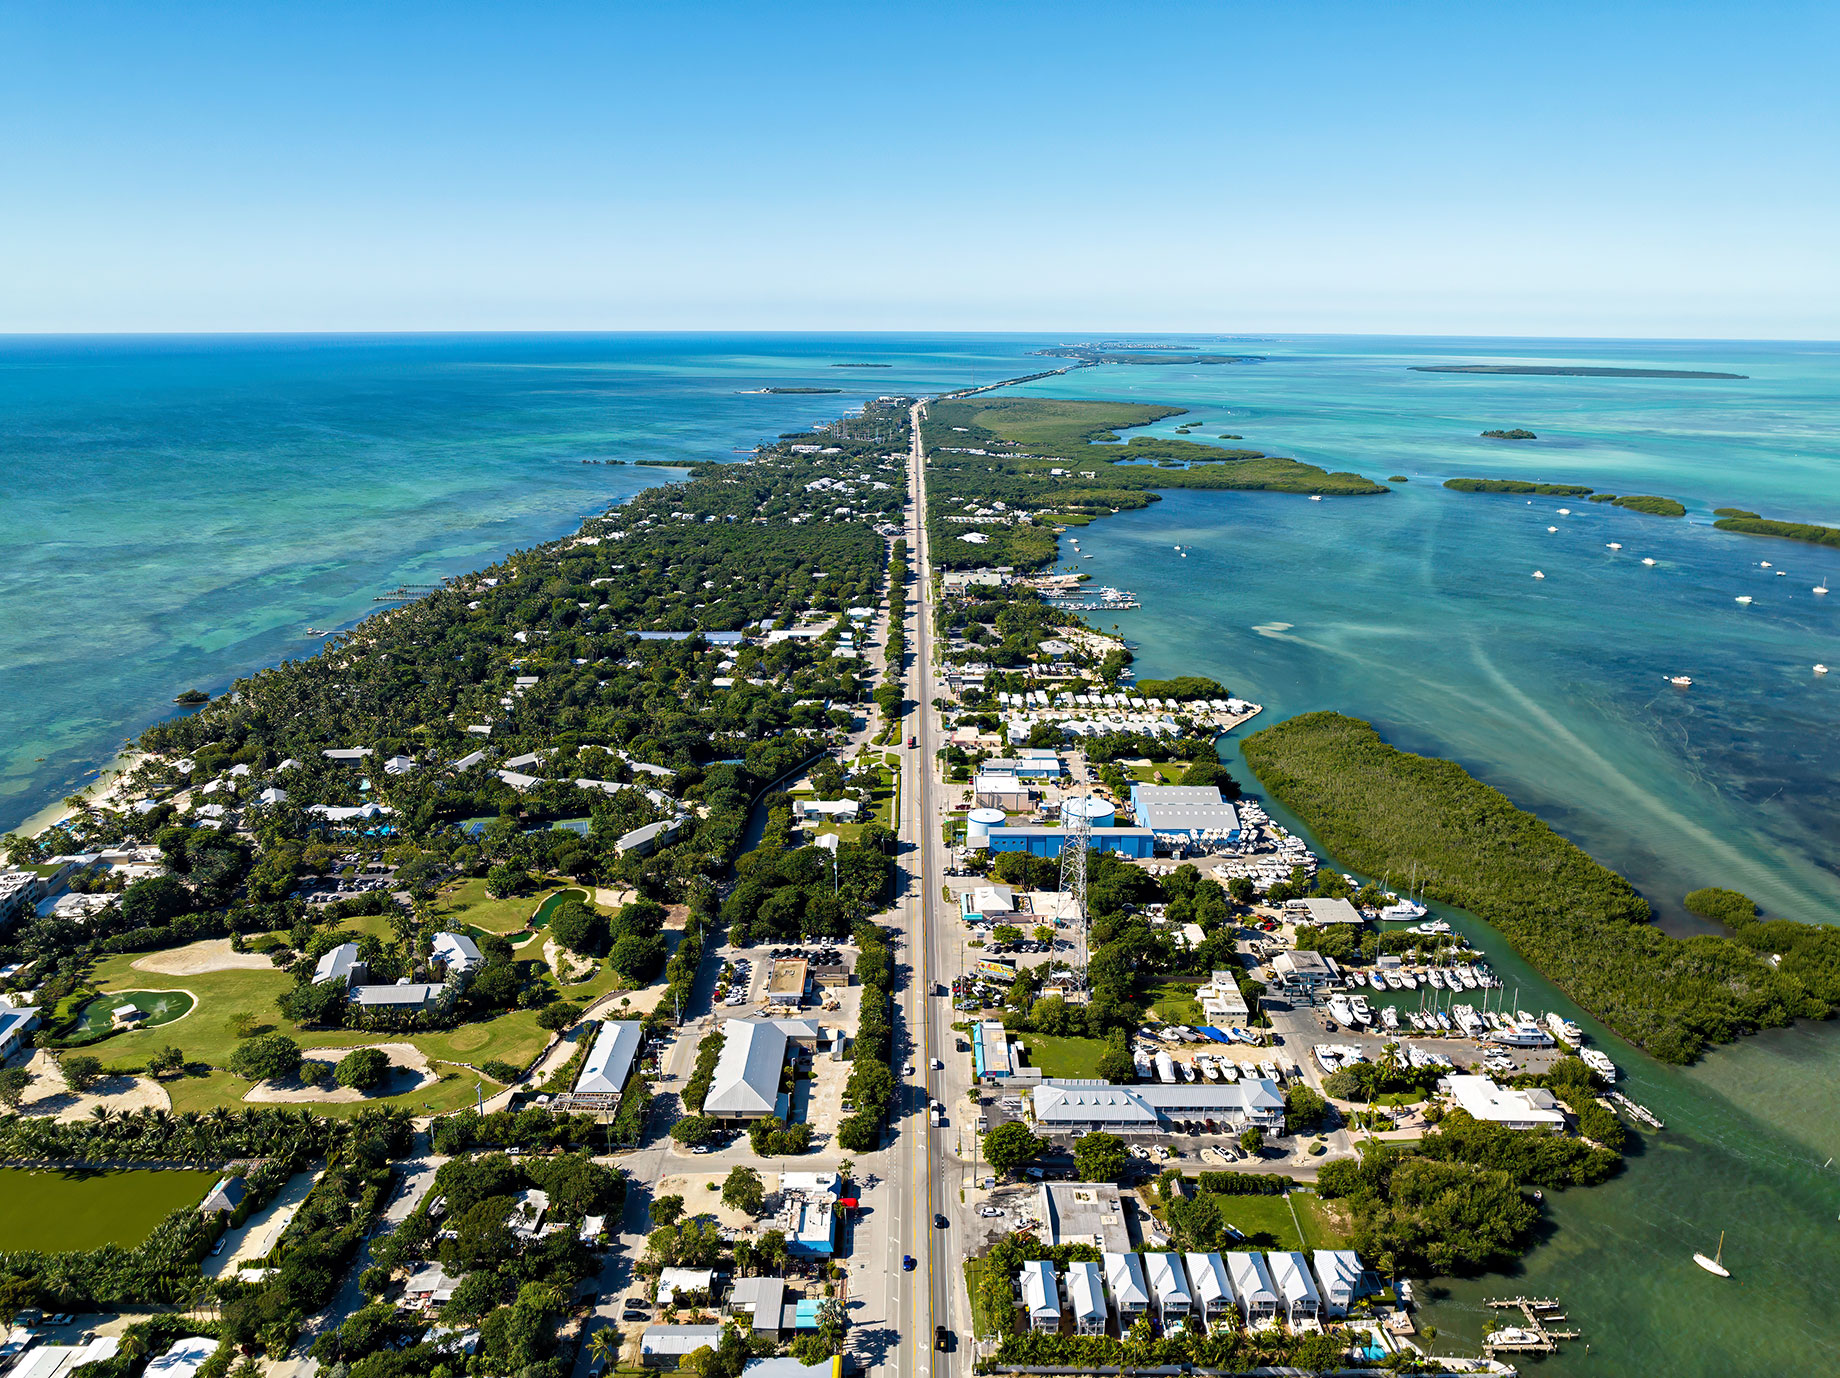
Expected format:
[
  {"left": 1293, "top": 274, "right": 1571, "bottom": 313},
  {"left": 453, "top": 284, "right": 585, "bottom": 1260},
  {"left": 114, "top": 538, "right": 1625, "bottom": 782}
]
[
  {"left": 243, "top": 1042, "right": 436, "bottom": 1104},
  {"left": 4, "top": 1048, "right": 170, "bottom": 1121},
  {"left": 132, "top": 937, "right": 274, "bottom": 975}
]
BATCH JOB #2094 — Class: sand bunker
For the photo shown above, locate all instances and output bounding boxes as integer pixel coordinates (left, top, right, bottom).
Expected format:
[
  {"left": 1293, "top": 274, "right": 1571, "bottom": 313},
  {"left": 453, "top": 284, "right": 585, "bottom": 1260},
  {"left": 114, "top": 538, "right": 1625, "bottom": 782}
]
[
  {"left": 243, "top": 1042, "right": 437, "bottom": 1104},
  {"left": 132, "top": 937, "right": 274, "bottom": 975},
  {"left": 5, "top": 1048, "right": 170, "bottom": 1122}
]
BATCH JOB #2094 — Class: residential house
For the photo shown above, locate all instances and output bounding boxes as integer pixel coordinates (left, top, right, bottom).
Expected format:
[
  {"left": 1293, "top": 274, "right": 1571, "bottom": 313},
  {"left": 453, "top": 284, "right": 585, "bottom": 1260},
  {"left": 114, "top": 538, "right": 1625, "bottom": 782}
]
[
  {"left": 1266, "top": 1251, "right": 1322, "bottom": 1326},
  {"left": 1225, "top": 1252, "right": 1277, "bottom": 1325},
  {"left": 1020, "top": 1259, "right": 1060, "bottom": 1332},
  {"left": 1103, "top": 1250, "right": 1149, "bottom": 1321},
  {"left": 1066, "top": 1259, "right": 1107, "bottom": 1334}
]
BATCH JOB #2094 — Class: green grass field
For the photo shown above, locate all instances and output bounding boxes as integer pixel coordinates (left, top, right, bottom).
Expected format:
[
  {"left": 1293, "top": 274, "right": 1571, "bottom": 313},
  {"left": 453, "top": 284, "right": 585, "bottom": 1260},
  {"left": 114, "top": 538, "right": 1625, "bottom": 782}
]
[
  {"left": 84, "top": 935, "right": 629, "bottom": 1110},
  {"left": 428, "top": 877, "right": 573, "bottom": 935},
  {"left": 1017, "top": 1033, "right": 1110, "bottom": 1079},
  {"left": 0, "top": 1167, "right": 218, "bottom": 1251},
  {"left": 1147, "top": 980, "right": 1204, "bottom": 1026},
  {"left": 1290, "top": 1190, "right": 1351, "bottom": 1251},
  {"left": 1211, "top": 1193, "right": 1304, "bottom": 1251}
]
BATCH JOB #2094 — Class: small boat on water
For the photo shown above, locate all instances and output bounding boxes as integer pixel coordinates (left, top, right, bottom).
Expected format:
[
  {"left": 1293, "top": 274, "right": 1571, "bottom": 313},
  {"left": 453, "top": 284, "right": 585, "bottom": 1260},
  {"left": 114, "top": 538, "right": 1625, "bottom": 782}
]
[
  {"left": 1816, "top": 664, "right": 1830, "bottom": 675},
  {"left": 1693, "top": 1231, "right": 1731, "bottom": 1278},
  {"left": 1381, "top": 1006, "right": 1401, "bottom": 1031},
  {"left": 1532, "top": 570, "right": 1545, "bottom": 579},
  {"left": 1816, "top": 583, "right": 1830, "bottom": 595},
  {"left": 1642, "top": 557, "right": 1657, "bottom": 566},
  {"left": 1349, "top": 995, "right": 1373, "bottom": 1025},
  {"left": 1398, "top": 970, "right": 1418, "bottom": 990},
  {"left": 1607, "top": 542, "right": 1622, "bottom": 549},
  {"left": 1669, "top": 675, "right": 1692, "bottom": 687},
  {"left": 1557, "top": 508, "right": 1571, "bottom": 515},
  {"left": 1426, "top": 968, "right": 1444, "bottom": 989},
  {"left": 1310, "top": 495, "right": 1323, "bottom": 502},
  {"left": 1736, "top": 595, "right": 1753, "bottom": 604},
  {"left": 1367, "top": 971, "right": 1386, "bottom": 992},
  {"left": 1761, "top": 561, "right": 1772, "bottom": 568},
  {"left": 1547, "top": 526, "right": 1558, "bottom": 533}
]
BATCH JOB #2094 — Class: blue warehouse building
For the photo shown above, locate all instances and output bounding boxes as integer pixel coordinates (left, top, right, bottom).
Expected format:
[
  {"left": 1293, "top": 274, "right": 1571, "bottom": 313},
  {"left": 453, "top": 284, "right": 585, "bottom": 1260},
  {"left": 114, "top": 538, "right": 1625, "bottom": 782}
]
[{"left": 984, "top": 826, "right": 1157, "bottom": 859}]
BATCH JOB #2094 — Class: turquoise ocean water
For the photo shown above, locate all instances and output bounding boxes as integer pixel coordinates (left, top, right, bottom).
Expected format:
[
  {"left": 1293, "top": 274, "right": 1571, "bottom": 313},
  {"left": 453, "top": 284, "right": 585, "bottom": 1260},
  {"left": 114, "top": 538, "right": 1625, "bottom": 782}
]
[{"left": 4, "top": 333, "right": 1838, "bottom": 1372}]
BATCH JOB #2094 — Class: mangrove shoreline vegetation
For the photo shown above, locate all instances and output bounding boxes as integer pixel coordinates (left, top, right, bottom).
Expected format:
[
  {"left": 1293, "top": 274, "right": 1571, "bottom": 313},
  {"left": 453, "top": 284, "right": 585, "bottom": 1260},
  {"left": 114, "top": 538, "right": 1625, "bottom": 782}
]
[
  {"left": 1241, "top": 713, "right": 1840, "bottom": 1063},
  {"left": 921, "top": 395, "right": 1385, "bottom": 570},
  {"left": 1712, "top": 512, "right": 1840, "bottom": 549},
  {"left": 1445, "top": 478, "right": 1687, "bottom": 517}
]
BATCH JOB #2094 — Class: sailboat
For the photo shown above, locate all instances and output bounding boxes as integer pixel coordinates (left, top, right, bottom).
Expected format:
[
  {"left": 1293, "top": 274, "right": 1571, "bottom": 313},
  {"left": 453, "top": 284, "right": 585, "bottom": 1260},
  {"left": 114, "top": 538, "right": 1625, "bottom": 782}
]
[{"left": 1693, "top": 1231, "right": 1731, "bottom": 1278}]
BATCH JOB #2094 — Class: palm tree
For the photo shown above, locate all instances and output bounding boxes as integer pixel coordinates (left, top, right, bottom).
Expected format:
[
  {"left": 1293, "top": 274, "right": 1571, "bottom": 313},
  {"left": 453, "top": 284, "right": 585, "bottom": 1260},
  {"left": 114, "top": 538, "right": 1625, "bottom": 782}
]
[{"left": 588, "top": 1326, "right": 621, "bottom": 1371}]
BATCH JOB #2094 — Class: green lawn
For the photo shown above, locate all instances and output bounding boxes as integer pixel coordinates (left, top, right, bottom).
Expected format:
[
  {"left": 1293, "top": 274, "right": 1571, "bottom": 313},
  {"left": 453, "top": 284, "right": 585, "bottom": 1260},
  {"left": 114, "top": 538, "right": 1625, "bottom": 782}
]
[
  {"left": 1210, "top": 1193, "right": 1304, "bottom": 1251},
  {"left": 1147, "top": 980, "right": 1204, "bottom": 1026},
  {"left": 1290, "top": 1190, "right": 1350, "bottom": 1251},
  {"left": 85, "top": 936, "right": 630, "bottom": 1110},
  {"left": 0, "top": 1167, "right": 218, "bottom": 1251},
  {"left": 89, "top": 957, "right": 295, "bottom": 1071},
  {"left": 428, "top": 877, "right": 574, "bottom": 936},
  {"left": 1017, "top": 1033, "right": 1110, "bottom": 1079}
]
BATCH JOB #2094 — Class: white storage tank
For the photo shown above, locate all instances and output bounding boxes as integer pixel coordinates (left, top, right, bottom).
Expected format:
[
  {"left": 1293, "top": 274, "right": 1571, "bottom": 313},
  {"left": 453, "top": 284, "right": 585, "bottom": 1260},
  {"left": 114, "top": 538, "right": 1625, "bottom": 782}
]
[
  {"left": 1062, "top": 795, "right": 1117, "bottom": 828},
  {"left": 967, "top": 807, "right": 1007, "bottom": 846}
]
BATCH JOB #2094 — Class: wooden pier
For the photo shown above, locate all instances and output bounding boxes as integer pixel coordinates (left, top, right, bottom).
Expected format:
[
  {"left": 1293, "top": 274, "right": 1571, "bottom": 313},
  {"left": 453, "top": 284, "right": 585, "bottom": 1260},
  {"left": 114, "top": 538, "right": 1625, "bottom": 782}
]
[
  {"left": 1482, "top": 1296, "right": 1581, "bottom": 1356},
  {"left": 372, "top": 584, "right": 443, "bottom": 602}
]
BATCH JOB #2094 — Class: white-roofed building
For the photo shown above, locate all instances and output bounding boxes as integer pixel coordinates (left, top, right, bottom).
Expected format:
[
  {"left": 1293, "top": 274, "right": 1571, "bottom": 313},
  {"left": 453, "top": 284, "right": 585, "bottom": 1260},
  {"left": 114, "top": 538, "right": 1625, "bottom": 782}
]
[
  {"left": 1103, "top": 1249, "right": 1149, "bottom": 1319},
  {"left": 656, "top": 1268, "right": 717, "bottom": 1307},
  {"left": 1185, "top": 1251, "right": 1232, "bottom": 1329},
  {"left": 1143, "top": 1252, "right": 1192, "bottom": 1328},
  {"left": 1312, "top": 1249, "right": 1367, "bottom": 1317},
  {"left": 1032, "top": 1078, "right": 1286, "bottom": 1135},
  {"left": 312, "top": 942, "right": 364, "bottom": 986},
  {"left": 572, "top": 1020, "right": 645, "bottom": 1106},
  {"left": 431, "top": 932, "right": 483, "bottom": 976},
  {"left": 1020, "top": 1259, "right": 1060, "bottom": 1331},
  {"left": 145, "top": 1337, "right": 219, "bottom": 1378},
  {"left": 1447, "top": 1075, "right": 1568, "bottom": 1130},
  {"left": 1128, "top": 784, "right": 1241, "bottom": 844},
  {"left": 706, "top": 1018, "right": 823, "bottom": 1119},
  {"left": 0, "top": 1006, "right": 40, "bottom": 1061},
  {"left": 1226, "top": 1251, "right": 1278, "bottom": 1325},
  {"left": 1066, "top": 1259, "right": 1107, "bottom": 1333},
  {"left": 1291, "top": 896, "right": 1363, "bottom": 926},
  {"left": 1266, "top": 1251, "right": 1322, "bottom": 1325}
]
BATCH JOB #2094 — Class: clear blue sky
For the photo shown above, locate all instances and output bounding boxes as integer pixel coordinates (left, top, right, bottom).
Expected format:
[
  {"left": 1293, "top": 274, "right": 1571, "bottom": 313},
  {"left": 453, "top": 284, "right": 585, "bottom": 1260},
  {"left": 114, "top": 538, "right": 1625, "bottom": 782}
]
[{"left": 2, "top": 1, "right": 1835, "bottom": 336}]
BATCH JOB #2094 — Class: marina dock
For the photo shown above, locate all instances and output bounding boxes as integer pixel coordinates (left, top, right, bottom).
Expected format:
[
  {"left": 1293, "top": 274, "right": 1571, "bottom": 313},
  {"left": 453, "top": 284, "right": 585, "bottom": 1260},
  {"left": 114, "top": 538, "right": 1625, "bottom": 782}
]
[{"left": 1483, "top": 1296, "right": 1580, "bottom": 1357}]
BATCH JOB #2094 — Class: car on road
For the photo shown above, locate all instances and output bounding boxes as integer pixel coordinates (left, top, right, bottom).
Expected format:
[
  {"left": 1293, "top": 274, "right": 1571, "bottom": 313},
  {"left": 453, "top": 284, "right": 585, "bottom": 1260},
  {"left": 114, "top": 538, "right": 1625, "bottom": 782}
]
[
  {"left": 935, "top": 1325, "right": 949, "bottom": 1351},
  {"left": 903, "top": 1064, "right": 916, "bottom": 1077},
  {"left": 211, "top": 1239, "right": 227, "bottom": 1256},
  {"left": 931, "top": 1057, "right": 944, "bottom": 1069},
  {"left": 935, "top": 1213, "right": 949, "bottom": 1229},
  {"left": 903, "top": 1255, "right": 916, "bottom": 1271}
]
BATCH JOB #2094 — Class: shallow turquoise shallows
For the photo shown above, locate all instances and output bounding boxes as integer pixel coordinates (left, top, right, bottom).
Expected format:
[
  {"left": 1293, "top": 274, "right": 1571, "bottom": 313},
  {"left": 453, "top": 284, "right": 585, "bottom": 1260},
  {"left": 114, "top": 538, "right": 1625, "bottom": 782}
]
[{"left": 5, "top": 332, "right": 1839, "bottom": 1375}]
